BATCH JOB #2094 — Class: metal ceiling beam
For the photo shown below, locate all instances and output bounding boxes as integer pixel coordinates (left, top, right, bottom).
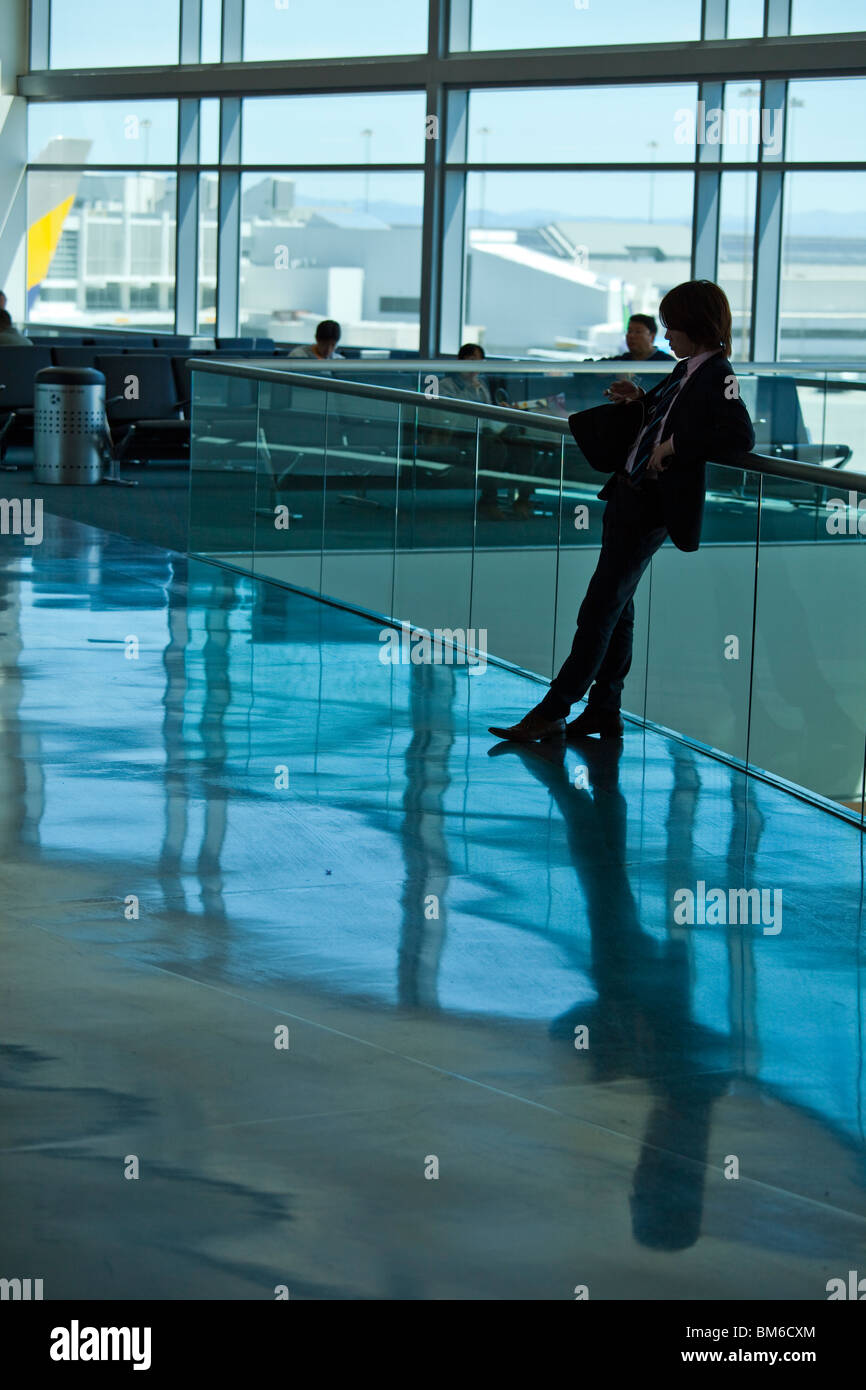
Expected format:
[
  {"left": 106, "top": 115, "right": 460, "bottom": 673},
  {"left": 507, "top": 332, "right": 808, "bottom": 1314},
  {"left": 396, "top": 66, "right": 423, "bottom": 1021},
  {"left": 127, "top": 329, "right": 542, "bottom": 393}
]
[{"left": 19, "top": 33, "right": 866, "bottom": 101}]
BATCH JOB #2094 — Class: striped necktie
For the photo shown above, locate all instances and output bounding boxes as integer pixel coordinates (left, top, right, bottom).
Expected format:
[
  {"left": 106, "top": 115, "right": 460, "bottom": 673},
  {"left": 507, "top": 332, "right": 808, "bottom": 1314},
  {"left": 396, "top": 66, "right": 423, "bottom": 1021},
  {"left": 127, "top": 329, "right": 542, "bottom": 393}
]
[{"left": 628, "top": 361, "right": 689, "bottom": 483}]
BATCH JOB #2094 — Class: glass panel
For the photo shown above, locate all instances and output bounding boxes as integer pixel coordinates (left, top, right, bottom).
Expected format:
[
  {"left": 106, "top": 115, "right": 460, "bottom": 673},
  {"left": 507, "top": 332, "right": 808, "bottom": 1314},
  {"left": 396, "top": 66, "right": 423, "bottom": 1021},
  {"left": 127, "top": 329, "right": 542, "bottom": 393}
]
[
  {"left": 198, "top": 173, "right": 218, "bottom": 334},
  {"left": 791, "top": 0, "right": 866, "bottom": 35},
  {"left": 463, "top": 171, "right": 694, "bottom": 357},
  {"left": 199, "top": 100, "right": 220, "bottom": 164},
  {"left": 50, "top": 0, "right": 180, "bottom": 68},
  {"left": 460, "top": 86, "right": 697, "bottom": 164},
  {"left": 750, "top": 471, "right": 866, "bottom": 817},
  {"left": 779, "top": 173, "right": 866, "bottom": 362},
  {"left": 189, "top": 368, "right": 259, "bottom": 573},
  {"left": 28, "top": 102, "right": 178, "bottom": 165},
  {"left": 241, "top": 95, "right": 427, "bottom": 166},
  {"left": 239, "top": 171, "right": 423, "bottom": 351},
  {"left": 470, "top": 419, "right": 564, "bottom": 679},
  {"left": 644, "top": 468, "right": 762, "bottom": 764},
  {"left": 460, "top": 0, "right": 700, "bottom": 51},
  {"left": 27, "top": 170, "right": 177, "bottom": 332},
  {"left": 718, "top": 172, "right": 756, "bottom": 360},
  {"left": 201, "top": 0, "right": 222, "bottom": 63},
  {"left": 727, "top": 0, "right": 765, "bottom": 36},
  {"left": 253, "top": 377, "right": 325, "bottom": 595},
  {"left": 553, "top": 435, "right": 651, "bottom": 723},
  {"left": 394, "top": 403, "right": 478, "bottom": 638},
  {"left": 720, "top": 84, "right": 765, "bottom": 163},
  {"left": 786, "top": 80, "right": 866, "bottom": 162},
  {"left": 242, "top": 0, "right": 429, "bottom": 60},
  {"left": 319, "top": 392, "right": 399, "bottom": 616}
]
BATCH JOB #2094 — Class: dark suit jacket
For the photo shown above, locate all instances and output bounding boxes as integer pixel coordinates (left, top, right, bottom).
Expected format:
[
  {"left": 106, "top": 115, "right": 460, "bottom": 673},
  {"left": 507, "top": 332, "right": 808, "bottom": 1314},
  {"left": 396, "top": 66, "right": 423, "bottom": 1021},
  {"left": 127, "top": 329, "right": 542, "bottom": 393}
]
[{"left": 568, "top": 353, "right": 754, "bottom": 552}]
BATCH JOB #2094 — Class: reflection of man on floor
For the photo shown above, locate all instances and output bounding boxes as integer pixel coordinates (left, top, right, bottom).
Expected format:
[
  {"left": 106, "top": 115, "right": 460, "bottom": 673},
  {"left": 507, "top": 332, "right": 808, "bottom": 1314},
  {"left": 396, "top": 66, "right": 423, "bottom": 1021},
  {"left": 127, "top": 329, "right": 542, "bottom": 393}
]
[{"left": 498, "top": 737, "right": 730, "bottom": 1251}]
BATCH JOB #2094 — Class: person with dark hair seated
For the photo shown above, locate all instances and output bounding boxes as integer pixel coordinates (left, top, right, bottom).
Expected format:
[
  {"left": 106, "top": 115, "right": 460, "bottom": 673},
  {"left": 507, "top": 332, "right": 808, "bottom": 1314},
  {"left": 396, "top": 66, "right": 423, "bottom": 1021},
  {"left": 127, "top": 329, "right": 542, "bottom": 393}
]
[
  {"left": 605, "top": 313, "right": 674, "bottom": 362},
  {"left": 489, "top": 280, "right": 754, "bottom": 744},
  {"left": 439, "top": 344, "right": 540, "bottom": 521},
  {"left": 0, "top": 309, "right": 32, "bottom": 346},
  {"left": 289, "top": 319, "right": 344, "bottom": 360}
]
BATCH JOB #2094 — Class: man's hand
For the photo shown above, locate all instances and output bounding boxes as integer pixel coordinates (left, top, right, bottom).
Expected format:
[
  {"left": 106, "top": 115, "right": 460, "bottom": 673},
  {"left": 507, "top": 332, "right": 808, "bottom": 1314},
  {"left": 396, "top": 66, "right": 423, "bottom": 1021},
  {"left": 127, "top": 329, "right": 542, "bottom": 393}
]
[
  {"left": 646, "top": 435, "right": 675, "bottom": 476},
  {"left": 605, "top": 378, "right": 643, "bottom": 404}
]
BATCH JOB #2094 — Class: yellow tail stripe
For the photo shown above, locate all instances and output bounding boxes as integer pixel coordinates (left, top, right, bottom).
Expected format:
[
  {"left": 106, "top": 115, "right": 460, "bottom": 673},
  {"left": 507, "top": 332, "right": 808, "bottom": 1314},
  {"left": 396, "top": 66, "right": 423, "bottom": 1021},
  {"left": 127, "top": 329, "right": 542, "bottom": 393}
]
[{"left": 27, "top": 196, "right": 75, "bottom": 291}]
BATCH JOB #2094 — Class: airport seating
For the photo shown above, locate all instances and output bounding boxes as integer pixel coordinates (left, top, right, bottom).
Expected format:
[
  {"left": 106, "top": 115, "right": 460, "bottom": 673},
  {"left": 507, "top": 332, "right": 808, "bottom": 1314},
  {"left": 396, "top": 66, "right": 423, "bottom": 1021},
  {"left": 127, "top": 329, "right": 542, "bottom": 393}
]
[
  {"left": 96, "top": 353, "right": 190, "bottom": 466},
  {"left": 0, "top": 346, "right": 53, "bottom": 465}
]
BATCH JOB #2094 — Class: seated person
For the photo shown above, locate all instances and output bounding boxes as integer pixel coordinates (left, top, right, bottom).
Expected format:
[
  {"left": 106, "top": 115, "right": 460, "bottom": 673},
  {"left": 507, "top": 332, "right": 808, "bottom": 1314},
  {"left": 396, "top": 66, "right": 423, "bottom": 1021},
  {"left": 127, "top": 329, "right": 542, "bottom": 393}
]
[
  {"left": 288, "top": 319, "right": 344, "bottom": 360},
  {"left": 604, "top": 313, "right": 674, "bottom": 362},
  {"left": 438, "top": 344, "right": 538, "bottom": 521},
  {"left": 0, "top": 308, "right": 32, "bottom": 346}
]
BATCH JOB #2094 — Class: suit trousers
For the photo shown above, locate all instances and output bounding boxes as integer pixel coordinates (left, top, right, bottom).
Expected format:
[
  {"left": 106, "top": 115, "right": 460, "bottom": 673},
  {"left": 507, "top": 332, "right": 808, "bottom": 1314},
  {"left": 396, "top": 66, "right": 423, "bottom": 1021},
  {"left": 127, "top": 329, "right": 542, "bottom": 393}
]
[{"left": 539, "top": 474, "right": 669, "bottom": 717}]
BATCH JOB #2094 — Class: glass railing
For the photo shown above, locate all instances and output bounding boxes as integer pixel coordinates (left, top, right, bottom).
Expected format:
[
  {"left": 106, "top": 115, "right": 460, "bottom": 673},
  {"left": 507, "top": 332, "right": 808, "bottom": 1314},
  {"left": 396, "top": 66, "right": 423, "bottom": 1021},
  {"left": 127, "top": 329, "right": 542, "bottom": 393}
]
[{"left": 189, "top": 360, "right": 866, "bottom": 825}]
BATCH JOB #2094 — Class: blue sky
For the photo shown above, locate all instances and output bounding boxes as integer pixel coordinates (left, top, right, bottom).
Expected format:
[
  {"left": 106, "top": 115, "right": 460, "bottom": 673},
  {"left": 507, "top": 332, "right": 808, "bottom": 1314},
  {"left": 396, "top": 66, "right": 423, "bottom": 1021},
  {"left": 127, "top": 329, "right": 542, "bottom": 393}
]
[{"left": 48, "top": 0, "right": 866, "bottom": 67}]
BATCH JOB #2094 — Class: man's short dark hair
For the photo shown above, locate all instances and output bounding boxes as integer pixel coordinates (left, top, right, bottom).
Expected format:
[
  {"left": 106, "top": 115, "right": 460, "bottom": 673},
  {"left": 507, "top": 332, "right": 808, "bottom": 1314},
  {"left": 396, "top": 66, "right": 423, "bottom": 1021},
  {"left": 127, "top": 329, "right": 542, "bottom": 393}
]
[
  {"left": 315, "top": 319, "right": 341, "bottom": 343},
  {"left": 0, "top": 309, "right": 12, "bottom": 329},
  {"left": 659, "top": 280, "right": 733, "bottom": 356},
  {"left": 457, "top": 342, "right": 485, "bottom": 360},
  {"left": 628, "top": 313, "right": 657, "bottom": 337}
]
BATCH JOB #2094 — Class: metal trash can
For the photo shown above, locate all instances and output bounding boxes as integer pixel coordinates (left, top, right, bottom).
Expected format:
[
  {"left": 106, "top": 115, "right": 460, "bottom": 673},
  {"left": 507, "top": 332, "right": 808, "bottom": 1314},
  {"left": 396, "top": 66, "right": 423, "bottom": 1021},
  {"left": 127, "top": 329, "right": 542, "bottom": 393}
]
[{"left": 34, "top": 366, "right": 106, "bottom": 485}]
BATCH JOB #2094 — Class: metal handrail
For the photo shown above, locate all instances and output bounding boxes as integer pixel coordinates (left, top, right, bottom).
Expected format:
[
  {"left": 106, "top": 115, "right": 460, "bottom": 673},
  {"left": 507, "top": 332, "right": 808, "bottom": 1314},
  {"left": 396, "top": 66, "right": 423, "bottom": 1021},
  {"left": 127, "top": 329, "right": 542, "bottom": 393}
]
[
  {"left": 188, "top": 359, "right": 866, "bottom": 493},
  {"left": 188, "top": 355, "right": 866, "bottom": 376}
]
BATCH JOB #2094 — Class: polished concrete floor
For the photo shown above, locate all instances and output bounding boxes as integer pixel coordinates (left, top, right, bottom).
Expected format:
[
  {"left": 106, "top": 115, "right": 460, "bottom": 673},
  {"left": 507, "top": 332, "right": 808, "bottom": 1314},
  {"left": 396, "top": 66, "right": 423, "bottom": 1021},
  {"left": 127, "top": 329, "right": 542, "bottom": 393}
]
[{"left": 1, "top": 511, "right": 864, "bottom": 1301}]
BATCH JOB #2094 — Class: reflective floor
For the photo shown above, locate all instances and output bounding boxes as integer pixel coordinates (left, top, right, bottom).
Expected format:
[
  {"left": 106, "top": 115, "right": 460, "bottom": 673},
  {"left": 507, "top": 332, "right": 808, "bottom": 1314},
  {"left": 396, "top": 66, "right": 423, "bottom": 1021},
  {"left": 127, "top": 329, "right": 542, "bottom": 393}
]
[{"left": 1, "top": 512, "right": 864, "bottom": 1300}]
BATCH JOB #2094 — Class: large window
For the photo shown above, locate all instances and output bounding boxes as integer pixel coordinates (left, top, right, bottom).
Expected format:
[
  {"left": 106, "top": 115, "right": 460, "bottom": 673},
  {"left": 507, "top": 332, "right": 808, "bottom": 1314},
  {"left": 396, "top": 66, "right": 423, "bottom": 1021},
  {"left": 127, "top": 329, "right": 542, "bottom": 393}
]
[
  {"left": 27, "top": 171, "right": 177, "bottom": 331},
  {"left": 462, "top": 171, "right": 694, "bottom": 356},
  {"left": 28, "top": 102, "right": 178, "bottom": 166},
  {"left": 242, "top": 0, "right": 428, "bottom": 61},
  {"left": 239, "top": 172, "right": 424, "bottom": 349},
  {"left": 779, "top": 173, "right": 866, "bottom": 360},
  {"left": 718, "top": 172, "right": 757, "bottom": 359},
  {"left": 791, "top": 0, "right": 866, "bottom": 34},
  {"left": 23, "top": 4, "right": 866, "bottom": 361},
  {"left": 241, "top": 94, "right": 427, "bottom": 165},
  {"left": 453, "top": 86, "right": 698, "bottom": 164},
  {"left": 49, "top": 0, "right": 181, "bottom": 68},
  {"left": 198, "top": 174, "right": 218, "bottom": 333},
  {"left": 785, "top": 79, "right": 866, "bottom": 162},
  {"left": 457, "top": 0, "right": 700, "bottom": 51}
]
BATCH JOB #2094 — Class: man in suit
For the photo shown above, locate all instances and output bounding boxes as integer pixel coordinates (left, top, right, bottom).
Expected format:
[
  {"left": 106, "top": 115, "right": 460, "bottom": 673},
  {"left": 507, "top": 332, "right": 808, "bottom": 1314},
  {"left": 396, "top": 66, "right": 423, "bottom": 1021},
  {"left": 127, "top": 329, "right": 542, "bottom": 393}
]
[
  {"left": 489, "top": 280, "right": 754, "bottom": 744},
  {"left": 604, "top": 312, "right": 674, "bottom": 362}
]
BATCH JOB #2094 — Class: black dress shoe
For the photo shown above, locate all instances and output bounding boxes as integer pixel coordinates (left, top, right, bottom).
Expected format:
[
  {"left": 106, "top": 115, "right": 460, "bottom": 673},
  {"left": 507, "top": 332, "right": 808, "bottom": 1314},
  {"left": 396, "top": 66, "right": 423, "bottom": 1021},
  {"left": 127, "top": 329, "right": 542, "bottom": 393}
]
[
  {"left": 488, "top": 712, "right": 566, "bottom": 743},
  {"left": 565, "top": 708, "right": 624, "bottom": 740}
]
